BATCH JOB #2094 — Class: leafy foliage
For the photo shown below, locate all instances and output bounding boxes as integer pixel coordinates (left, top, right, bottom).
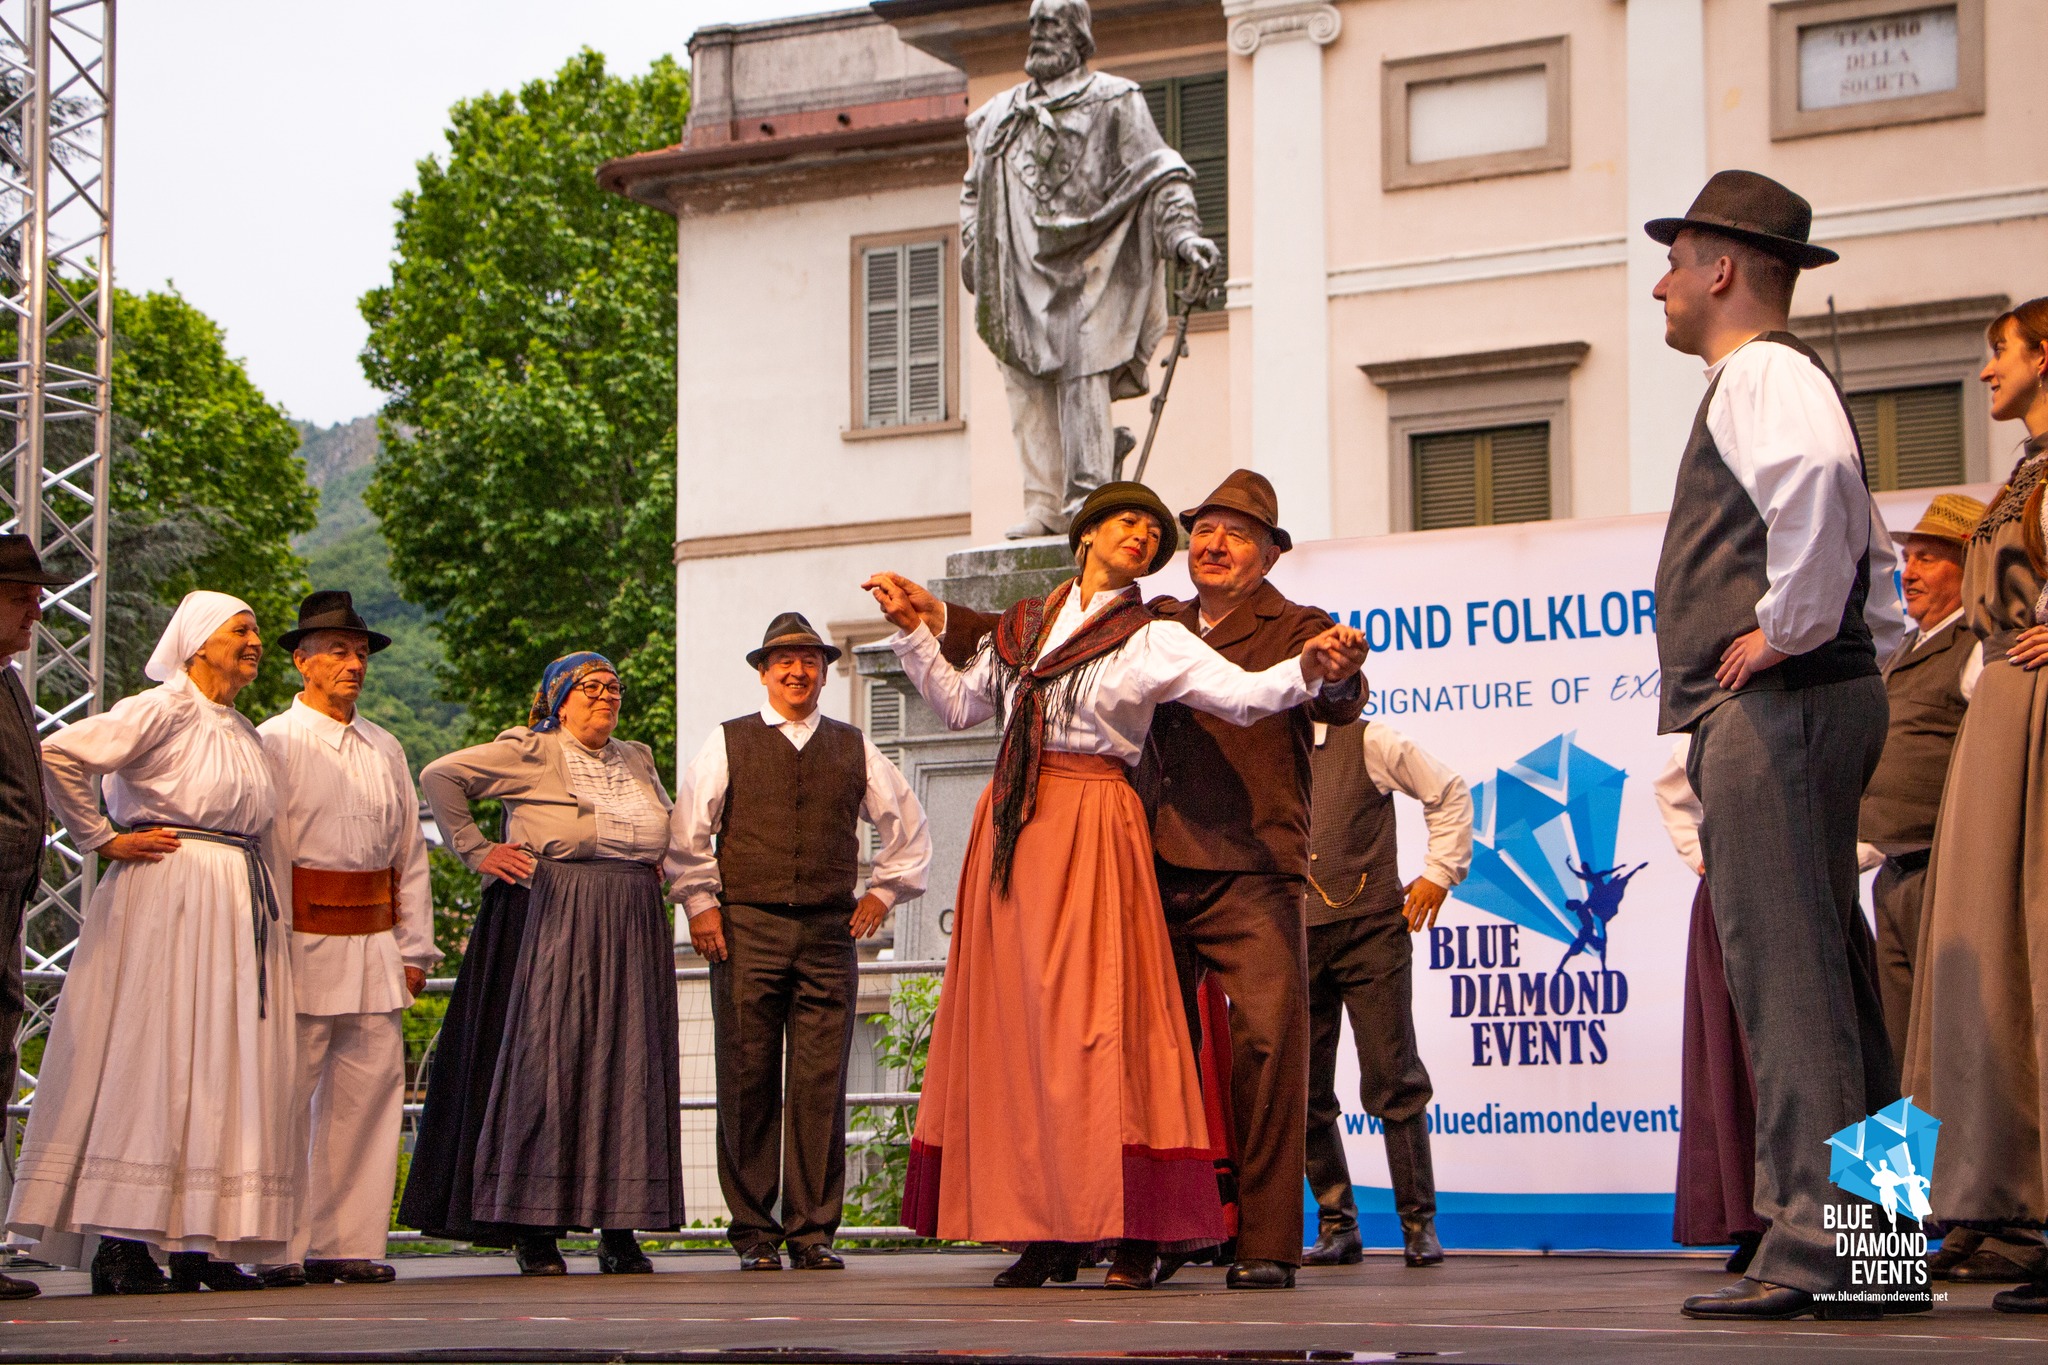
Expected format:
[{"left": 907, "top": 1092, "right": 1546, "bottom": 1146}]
[
  {"left": 360, "top": 49, "right": 685, "bottom": 779},
  {"left": 107, "top": 287, "right": 319, "bottom": 712},
  {"left": 846, "top": 974, "right": 941, "bottom": 1232}
]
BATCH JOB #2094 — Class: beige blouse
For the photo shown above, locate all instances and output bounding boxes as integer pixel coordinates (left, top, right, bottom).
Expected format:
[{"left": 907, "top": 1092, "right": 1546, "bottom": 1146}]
[
  {"left": 421, "top": 726, "right": 673, "bottom": 878},
  {"left": 1962, "top": 436, "right": 2048, "bottom": 651}
]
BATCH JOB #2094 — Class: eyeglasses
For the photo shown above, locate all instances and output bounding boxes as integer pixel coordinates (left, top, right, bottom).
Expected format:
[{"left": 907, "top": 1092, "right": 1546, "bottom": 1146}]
[{"left": 571, "top": 680, "right": 624, "bottom": 701}]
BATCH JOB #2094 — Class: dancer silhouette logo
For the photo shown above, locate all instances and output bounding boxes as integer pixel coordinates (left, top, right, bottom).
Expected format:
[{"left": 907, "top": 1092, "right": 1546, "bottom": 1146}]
[{"left": 1827, "top": 1097, "right": 1942, "bottom": 1229}]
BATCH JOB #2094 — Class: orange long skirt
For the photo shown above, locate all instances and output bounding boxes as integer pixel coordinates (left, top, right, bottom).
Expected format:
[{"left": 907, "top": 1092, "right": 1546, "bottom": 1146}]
[{"left": 902, "top": 752, "right": 1225, "bottom": 1249}]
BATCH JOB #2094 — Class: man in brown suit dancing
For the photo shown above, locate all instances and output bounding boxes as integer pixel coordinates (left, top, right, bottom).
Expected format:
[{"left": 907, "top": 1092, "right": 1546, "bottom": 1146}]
[{"left": 866, "top": 469, "right": 1365, "bottom": 1288}]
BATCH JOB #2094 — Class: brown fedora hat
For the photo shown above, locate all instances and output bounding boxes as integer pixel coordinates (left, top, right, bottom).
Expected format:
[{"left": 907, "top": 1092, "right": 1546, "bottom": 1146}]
[
  {"left": 0, "top": 534, "right": 69, "bottom": 588},
  {"left": 1178, "top": 468, "right": 1292, "bottom": 552},
  {"left": 278, "top": 589, "right": 392, "bottom": 653},
  {"left": 748, "top": 611, "right": 843, "bottom": 670},
  {"left": 1645, "top": 169, "right": 1838, "bottom": 269},
  {"left": 1068, "top": 481, "right": 1180, "bottom": 576}
]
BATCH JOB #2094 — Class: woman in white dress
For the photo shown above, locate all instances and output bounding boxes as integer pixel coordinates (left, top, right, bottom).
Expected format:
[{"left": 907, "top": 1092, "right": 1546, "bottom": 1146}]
[{"left": 5, "top": 591, "right": 296, "bottom": 1294}]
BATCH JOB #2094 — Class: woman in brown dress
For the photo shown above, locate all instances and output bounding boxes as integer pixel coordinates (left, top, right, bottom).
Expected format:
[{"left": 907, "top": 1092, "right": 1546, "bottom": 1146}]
[{"left": 1902, "top": 297, "right": 2048, "bottom": 1312}]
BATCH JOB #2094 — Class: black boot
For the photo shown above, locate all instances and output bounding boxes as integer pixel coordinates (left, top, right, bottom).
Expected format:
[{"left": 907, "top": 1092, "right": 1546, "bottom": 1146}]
[
  {"left": 167, "top": 1252, "right": 264, "bottom": 1292},
  {"left": 1104, "top": 1240, "right": 1157, "bottom": 1290},
  {"left": 1384, "top": 1114, "right": 1443, "bottom": 1267},
  {"left": 513, "top": 1234, "right": 566, "bottom": 1276},
  {"left": 1303, "top": 1118, "right": 1362, "bottom": 1265},
  {"left": 993, "top": 1242, "right": 1081, "bottom": 1288},
  {"left": 597, "top": 1230, "right": 653, "bottom": 1275},
  {"left": 89, "top": 1238, "right": 168, "bottom": 1296}
]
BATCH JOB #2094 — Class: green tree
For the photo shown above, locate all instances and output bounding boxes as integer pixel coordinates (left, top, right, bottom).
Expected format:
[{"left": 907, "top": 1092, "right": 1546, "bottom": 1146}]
[
  {"left": 107, "top": 287, "right": 318, "bottom": 712},
  {"left": 360, "top": 50, "right": 684, "bottom": 776}
]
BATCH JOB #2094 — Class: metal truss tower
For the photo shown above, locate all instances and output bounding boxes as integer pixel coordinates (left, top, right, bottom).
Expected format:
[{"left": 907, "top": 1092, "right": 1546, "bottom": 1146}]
[{"left": 0, "top": 0, "right": 114, "bottom": 1170}]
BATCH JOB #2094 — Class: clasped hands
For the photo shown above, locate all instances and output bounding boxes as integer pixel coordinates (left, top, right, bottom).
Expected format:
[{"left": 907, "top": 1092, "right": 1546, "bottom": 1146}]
[{"left": 1300, "top": 624, "right": 1367, "bottom": 686}]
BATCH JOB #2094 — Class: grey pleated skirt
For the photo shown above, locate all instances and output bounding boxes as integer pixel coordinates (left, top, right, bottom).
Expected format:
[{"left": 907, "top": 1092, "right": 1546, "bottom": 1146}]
[{"left": 471, "top": 857, "right": 684, "bottom": 1232}]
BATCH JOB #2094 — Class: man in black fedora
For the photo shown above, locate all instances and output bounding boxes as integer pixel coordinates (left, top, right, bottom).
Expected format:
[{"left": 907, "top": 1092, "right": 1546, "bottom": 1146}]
[
  {"left": 668, "top": 612, "right": 930, "bottom": 1271},
  {"left": 0, "top": 536, "right": 65, "bottom": 1300},
  {"left": 1648, "top": 170, "right": 1906, "bottom": 1321},
  {"left": 257, "top": 590, "right": 440, "bottom": 1287},
  {"left": 864, "top": 470, "right": 1369, "bottom": 1289}
]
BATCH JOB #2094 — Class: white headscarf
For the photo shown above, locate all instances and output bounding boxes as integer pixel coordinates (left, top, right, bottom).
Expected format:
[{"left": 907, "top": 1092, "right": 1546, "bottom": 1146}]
[{"left": 143, "top": 590, "right": 256, "bottom": 683}]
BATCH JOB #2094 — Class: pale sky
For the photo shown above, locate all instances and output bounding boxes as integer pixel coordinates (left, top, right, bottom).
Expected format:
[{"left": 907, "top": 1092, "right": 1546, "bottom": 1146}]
[{"left": 120, "top": 0, "right": 801, "bottom": 427}]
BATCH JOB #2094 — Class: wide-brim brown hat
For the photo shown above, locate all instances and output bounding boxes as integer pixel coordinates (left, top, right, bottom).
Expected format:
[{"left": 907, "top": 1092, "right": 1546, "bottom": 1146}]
[
  {"left": 1895, "top": 492, "right": 1987, "bottom": 547},
  {"left": 278, "top": 589, "right": 391, "bottom": 653},
  {"left": 1178, "top": 468, "right": 1292, "bottom": 552},
  {"left": 1645, "top": 169, "right": 1838, "bottom": 269},
  {"left": 748, "top": 611, "right": 842, "bottom": 670},
  {"left": 0, "top": 534, "right": 69, "bottom": 587},
  {"left": 1068, "top": 481, "right": 1179, "bottom": 577}
]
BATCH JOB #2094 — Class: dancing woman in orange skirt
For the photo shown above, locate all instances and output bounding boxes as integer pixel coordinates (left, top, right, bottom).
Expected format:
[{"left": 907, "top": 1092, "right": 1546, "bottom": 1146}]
[{"left": 867, "top": 482, "right": 1364, "bottom": 1289}]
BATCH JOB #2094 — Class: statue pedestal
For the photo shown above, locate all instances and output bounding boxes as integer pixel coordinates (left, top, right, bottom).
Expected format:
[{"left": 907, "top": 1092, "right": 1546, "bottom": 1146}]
[{"left": 854, "top": 538, "right": 1072, "bottom": 965}]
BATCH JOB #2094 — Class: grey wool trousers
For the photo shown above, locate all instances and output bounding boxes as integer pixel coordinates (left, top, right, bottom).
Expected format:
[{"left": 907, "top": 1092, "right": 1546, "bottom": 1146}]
[{"left": 1688, "top": 675, "right": 1896, "bottom": 1294}]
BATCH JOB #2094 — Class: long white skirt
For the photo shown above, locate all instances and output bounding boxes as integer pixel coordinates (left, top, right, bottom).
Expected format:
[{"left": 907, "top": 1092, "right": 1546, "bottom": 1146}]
[{"left": 5, "top": 840, "right": 297, "bottom": 1265}]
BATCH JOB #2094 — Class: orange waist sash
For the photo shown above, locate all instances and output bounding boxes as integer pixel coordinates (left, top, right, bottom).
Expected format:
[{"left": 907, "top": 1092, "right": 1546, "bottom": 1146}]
[{"left": 292, "top": 865, "right": 398, "bottom": 936}]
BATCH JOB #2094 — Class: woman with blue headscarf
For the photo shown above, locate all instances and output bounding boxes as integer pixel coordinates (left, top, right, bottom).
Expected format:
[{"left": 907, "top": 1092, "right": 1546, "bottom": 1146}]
[{"left": 400, "top": 653, "right": 682, "bottom": 1275}]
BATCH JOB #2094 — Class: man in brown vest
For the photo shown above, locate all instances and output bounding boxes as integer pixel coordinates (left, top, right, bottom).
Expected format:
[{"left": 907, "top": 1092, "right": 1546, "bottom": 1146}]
[
  {"left": 669, "top": 612, "right": 931, "bottom": 1271},
  {"left": 0, "top": 536, "right": 64, "bottom": 1301},
  {"left": 1300, "top": 718, "right": 1470, "bottom": 1271},
  {"left": 865, "top": 470, "right": 1368, "bottom": 1288}
]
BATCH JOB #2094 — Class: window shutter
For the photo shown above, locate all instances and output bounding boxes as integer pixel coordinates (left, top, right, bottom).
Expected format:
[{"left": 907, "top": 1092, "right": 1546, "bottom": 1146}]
[
  {"left": 863, "top": 247, "right": 902, "bottom": 427},
  {"left": 1847, "top": 383, "right": 1964, "bottom": 491},
  {"left": 1485, "top": 424, "right": 1552, "bottom": 523},
  {"left": 1413, "top": 431, "right": 1479, "bottom": 530},
  {"left": 1177, "top": 72, "right": 1228, "bottom": 279},
  {"left": 904, "top": 242, "right": 945, "bottom": 424}
]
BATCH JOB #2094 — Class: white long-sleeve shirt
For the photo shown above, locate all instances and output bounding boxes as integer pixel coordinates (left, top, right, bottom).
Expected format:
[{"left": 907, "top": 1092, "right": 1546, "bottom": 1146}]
[
  {"left": 1314, "top": 721, "right": 1472, "bottom": 889},
  {"left": 1705, "top": 338, "right": 1909, "bottom": 664},
  {"left": 259, "top": 698, "right": 440, "bottom": 1016},
  {"left": 1651, "top": 737, "right": 1704, "bottom": 877},
  {"left": 890, "top": 584, "right": 1321, "bottom": 759},
  {"left": 667, "top": 704, "right": 932, "bottom": 926}
]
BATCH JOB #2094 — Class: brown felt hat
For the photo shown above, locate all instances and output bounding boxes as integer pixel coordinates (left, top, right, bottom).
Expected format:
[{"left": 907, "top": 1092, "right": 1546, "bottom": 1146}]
[
  {"left": 278, "top": 590, "right": 391, "bottom": 653},
  {"left": 1896, "top": 492, "right": 1987, "bottom": 547},
  {"left": 748, "top": 611, "right": 842, "bottom": 670},
  {"left": 0, "top": 535, "right": 68, "bottom": 587},
  {"left": 1069, "top": 481, "right": 1179, "bottom": 577},
  {"left": 1178, "top": 468, "right": 1292, "bottom": 552},
  {"left": 1645, "top": 169, "right": 1838, "bottom": 269}
]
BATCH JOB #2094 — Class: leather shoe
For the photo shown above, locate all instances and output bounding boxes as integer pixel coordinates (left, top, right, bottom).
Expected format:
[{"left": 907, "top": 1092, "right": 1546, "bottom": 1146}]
[
  {"left": 305, "top": 1259, "right": 397, "bottom": 1285},
  {"left": 1681, "top": 1277, "right": 1879, "bottom": 1320},
  {"left": 1103, "top": 1240, "right": 1156, "bottom": 1290},
  {"left": 513, "top": 1235, "right": 567, "bottom": 1277},
  {"left": 790, "top": 1243, "right": 844, "bottom": 1270},
  {"left": 1994, "top": 1279, "right": 2048, "bottom": 1313},
  {"left": 1723, "top": 1230, "right": 1762, "bottom": 1275},
  {"left": 1926, "top": 1228, "right": 1982, "bottom": 1279},
  {"left": 598, "top": 1232, "right": 654, "bottom": 1275},
  {"left": 1401, "top": 1215, "right": 1444, "bottom": 1268},
  {"left": 258, "top": 1265, "right": 307, "bottom": 1288},
  {"left": 168, "top": 1252, "right": 265, "bottom": 1292},
  {"left": 1225, "top": 1259, "right": 1296, "bottom": 1290},
  {"left": 1303, "top": 1227, "right": 1363, "bottom": 1266},
  {"left": 738, "top": 1243, "right": 783, "bottom": 1272},
  {"left": 1952, "top": 1248, "right": 2045, "bottom": 1283},
  {"left": 0, "top": 1272, "right": 38, "bottom": 1300},
  {"left": 993, "top": 1242, "right": 1079, "bottom": 1288}
]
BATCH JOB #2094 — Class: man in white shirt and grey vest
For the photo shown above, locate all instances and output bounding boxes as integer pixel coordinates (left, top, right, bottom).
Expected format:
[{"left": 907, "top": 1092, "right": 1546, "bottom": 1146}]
[
  {"left": 1299, "top": 719, "right": 1471, "bottom": 1272},
  {"left": 1647, "top": 171, "right": 1908, "bottom": 1322},
  {"left": 258, "top": 591, "right": 441, "bottom": 1286},
  {"left": 670, "top": 612, "right": 931, "bottom": 1272}
]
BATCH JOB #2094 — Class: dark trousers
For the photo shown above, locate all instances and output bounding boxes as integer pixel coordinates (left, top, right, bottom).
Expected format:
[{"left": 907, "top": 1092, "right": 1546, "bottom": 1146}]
[
  {"left": 709, "top": 902, "right": 858, "bottom": 1251},
  {"left": 0, "top": 864, "right": 29, "bottom": 1115},
  {"left": 1689, "top": 676, "right": 1895, "bottom": 1294},
  {"left": 1305, "top": 909, "right": 1436, "bottom": 1234},
  {"left": 1156, "top": 863, "right": 1309, "bottom": 1266},
  {"left": 1870, "top": 857, "right": 1927, "bottom": 1080}
]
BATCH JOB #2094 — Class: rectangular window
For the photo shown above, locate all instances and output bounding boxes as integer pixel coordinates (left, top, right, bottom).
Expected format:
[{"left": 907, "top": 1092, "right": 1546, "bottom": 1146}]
[
  {"left": 860, "top": 239, "right": 946, "bottom": 429},
  {"left": 1141, "top": 71, "right": 1226, "bottom": 307},
  {"left": 1382, "top": 38, "right": 1570, "bottom": 190},
  {"left": 1847, "top": 383, "right": 1965, "bottom": 490},
  {"left": 1412, "top": 424, "right": 1551, "bottom": 530}
]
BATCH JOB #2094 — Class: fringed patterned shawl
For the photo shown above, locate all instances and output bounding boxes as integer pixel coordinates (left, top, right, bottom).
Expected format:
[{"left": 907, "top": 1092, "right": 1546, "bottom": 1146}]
[{"left": 985, "top": 579, "right": 1151, "bottom": 891}]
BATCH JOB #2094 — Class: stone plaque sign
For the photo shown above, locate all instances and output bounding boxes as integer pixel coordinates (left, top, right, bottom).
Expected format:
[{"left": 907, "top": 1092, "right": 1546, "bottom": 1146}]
[{"left": 1798, "top": 5, "right": 1958, "bottom": 110}]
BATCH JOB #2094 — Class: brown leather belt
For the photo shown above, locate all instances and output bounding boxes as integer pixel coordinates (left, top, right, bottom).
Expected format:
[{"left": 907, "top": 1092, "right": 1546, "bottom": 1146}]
[{"left": 291, "top": 865, "right": 399, "bottom": 936}]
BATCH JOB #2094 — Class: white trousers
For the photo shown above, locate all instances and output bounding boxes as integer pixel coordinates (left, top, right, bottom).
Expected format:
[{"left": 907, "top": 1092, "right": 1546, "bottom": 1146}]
[
  {"left": 999, "top": 363, "right": 1114, "bottom": 534},
  {"left": 285, "top": 1011, "right": 405, "bottom": 1263}
]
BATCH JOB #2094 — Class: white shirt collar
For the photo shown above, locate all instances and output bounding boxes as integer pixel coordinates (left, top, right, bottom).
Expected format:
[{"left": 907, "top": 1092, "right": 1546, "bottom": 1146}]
[
  {"left": 760, "top": 703, "right": 822, "bottom": 735},
  {"left": 290, "top": 695, "right": 361, "bottom": 749},
  {"left": 1912, "top": 606, "right": 1964, "bottom": 646}
]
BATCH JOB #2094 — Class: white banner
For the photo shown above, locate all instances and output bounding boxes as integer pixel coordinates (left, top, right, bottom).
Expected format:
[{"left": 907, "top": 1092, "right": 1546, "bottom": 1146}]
[{"left": 1151, "top": 486, "right": 1968, "bottom": 1249}]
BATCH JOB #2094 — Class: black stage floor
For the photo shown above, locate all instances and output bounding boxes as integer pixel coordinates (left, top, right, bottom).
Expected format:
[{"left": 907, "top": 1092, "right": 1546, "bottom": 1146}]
[{"left": 5, "top": 1250, "right": 2047, "bottom": 1364}]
